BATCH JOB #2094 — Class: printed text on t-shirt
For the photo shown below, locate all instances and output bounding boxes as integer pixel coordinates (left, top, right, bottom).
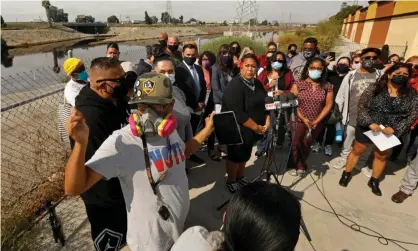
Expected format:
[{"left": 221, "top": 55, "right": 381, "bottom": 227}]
[{"left": 148, "top": 142, "right": 186, "bottom": 173}]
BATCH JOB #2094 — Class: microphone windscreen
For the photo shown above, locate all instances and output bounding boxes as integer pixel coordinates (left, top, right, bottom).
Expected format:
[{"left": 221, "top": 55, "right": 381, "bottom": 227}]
[
  {"left": 279, "top": 93, "right": 288, "bottom": 102},
  {"left": 265, "top": 96, "right": 274, "bottom": 104},
  {"left": 287, "top": 93, "right": 296, "bottom": 101}
]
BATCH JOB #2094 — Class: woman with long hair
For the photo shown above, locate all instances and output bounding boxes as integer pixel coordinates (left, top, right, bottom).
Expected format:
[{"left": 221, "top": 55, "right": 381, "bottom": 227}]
[
  {"left": 209, "top": 45, "right": 235, "bottom": 160},
  {"left": 222, "top": 54, "right": 270, "bottom": 193},
  {"left": 289, "top": 58, "right": 334, "bottom": 176},
  {"left": 230, "top": 41, "right": 241, "bottom": 64},
  {"left": 312, "top": 56, "right": 352, "bottom": 156},
  {"left": 339, "top": 63, "right": 418, "bottom": 196},
  {"left": 255, "top": 51, "right": 294, "bottom": 157}
]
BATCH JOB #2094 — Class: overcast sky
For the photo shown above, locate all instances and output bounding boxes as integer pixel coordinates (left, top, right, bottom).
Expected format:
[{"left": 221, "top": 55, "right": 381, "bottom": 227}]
[{"left": 1, "top": 0, "right": 368, "bottom": 24}]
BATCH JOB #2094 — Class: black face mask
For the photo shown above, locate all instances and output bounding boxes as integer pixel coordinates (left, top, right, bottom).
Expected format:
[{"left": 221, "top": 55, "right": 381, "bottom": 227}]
[
  {"left": 184, "top": 57, "right": 196, "bottom": 66},
  {"left": 108, "top": 83, "right": 128, "bottom": 100},
  {"left": 336, "top": 64, "right": 350, "bottom": 74},
  {"left": 220, "top": 55, "right": 232, "bottom": 66},
  {"left": 391, "top": 75, "right": 409, "bottom": 86},
  {"left": 167, "top": 45, "right": 179, "bottom": 52},
  {"left": 159, "top": 40, "right": 167, "bottom": 48},
  {"left": 289, "top": 50, "right": 297, "bottom": 56}
]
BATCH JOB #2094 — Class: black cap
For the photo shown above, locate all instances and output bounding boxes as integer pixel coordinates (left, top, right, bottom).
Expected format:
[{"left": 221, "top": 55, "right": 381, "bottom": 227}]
[{"left": 360, "top": 47, "right": 381, "bottom": 57}]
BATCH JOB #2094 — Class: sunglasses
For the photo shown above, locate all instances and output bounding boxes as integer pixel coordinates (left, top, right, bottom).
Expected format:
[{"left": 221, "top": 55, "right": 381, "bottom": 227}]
[
  {"left": 363, "top": 56, "right": 378, "bottom": 60},
  {"left": 354, "top": 61, "right": 360, "bottom": 64},
  {"left": 96, "top": 74, "right": 127, "bottom": 84},
  {"left": 407, "top": 63, "right": 418, "bottom": 70}
]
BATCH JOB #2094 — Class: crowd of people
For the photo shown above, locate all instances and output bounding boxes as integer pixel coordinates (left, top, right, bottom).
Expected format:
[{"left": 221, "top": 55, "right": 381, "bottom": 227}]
[{"left": 58, "top": 32, "right": 418, "bottom": 251}]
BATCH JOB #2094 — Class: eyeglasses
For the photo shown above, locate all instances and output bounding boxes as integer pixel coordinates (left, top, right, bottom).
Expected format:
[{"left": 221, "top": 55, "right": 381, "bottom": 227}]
[
  {"left": 363, "top": 56, "right": 378, "bottom": 60},
  {"left": 354, "top": 61, "right": 360, "bottom": 64}
]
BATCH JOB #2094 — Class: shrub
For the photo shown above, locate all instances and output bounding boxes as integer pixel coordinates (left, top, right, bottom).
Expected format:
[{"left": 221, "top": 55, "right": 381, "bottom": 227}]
[{"left": 200, "top": 36, "right": 266, "bottom": 55}]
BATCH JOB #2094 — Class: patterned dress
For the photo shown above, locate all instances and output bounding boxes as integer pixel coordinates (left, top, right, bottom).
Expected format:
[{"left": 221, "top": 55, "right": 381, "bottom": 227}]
[{"left": 295, "top": 80, "right": 333, "bottom": 122}]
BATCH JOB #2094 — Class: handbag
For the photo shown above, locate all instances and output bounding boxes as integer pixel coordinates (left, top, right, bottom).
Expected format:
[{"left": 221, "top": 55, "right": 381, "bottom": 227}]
[{"left": 326, "top": 103, "right": 342, "bottom": 125}]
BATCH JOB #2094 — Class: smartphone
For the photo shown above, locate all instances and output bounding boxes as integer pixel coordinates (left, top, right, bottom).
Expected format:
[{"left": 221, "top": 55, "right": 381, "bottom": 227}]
[{"left": 329, "top": 52, "right": 336, "bottom": 61}]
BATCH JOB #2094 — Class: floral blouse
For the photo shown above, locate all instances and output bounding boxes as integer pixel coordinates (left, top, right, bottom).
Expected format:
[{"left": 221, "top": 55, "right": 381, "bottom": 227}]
[{"left": 357, "top": 83, "right": 418, "bottom": 137}]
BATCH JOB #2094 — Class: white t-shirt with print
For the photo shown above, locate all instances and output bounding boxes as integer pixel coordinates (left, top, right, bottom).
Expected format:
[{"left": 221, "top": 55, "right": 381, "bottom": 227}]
[{"left": 86, "top": 125, "right": 190, "bottom": 251}]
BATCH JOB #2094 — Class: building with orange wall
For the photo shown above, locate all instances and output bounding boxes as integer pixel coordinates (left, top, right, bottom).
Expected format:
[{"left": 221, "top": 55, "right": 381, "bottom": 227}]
[{"left": 342, "top": 0, "right": 418, "bottom": 59}]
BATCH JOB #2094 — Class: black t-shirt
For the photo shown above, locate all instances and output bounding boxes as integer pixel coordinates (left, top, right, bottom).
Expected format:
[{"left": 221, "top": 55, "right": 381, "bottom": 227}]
[{"left": 221, "top": 76, "right": 267, "bottom": 143}]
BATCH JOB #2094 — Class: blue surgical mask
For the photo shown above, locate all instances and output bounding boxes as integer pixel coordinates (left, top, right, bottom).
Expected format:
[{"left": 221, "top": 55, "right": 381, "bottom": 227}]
[
  {"left": 271, "top": 61, "right": 283, "bottom": 70},
  {"left": 308, "top": 70, "right": 322, "bottom": 80},
  {"left": 77, "top": 71, "right": 89, "bottom": 81}
]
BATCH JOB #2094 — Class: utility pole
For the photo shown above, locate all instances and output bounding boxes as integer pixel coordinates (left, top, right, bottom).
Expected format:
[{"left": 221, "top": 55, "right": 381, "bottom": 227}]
[
  {"left": 234, "top": 0, "right": 258, "bottom": 33},
  {"left": 165, "top": 0, "right": 173, "bottom": 24}
]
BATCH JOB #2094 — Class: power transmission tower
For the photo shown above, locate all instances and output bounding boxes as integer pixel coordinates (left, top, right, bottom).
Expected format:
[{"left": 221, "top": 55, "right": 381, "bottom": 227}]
[
  {"left": 165, "top": 0, "right": 173, "bottom": 24},
  {"left": 234, "top": 0, "right": 258, "bottom": 33}
]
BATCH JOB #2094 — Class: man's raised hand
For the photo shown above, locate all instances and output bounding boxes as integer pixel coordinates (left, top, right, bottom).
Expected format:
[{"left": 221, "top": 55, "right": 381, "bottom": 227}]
[{"left": 66, "top": 108, "right": 89, "bottom": 145}]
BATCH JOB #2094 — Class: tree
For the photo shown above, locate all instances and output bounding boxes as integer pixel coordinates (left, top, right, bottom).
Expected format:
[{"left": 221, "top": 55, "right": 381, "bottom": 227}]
[
  {"left": 161, "top": 12, "right": 171, "bottom": 24},
  {"left": 49, "top": 6, "right": 69, "bottom": 22},
  {"left": 144, "top": 11, "right": 152, "bottom": 24},
  {"left": 222, "top": 20, "right": 228, "bottom": 26},
  {"left": 151, "top": 16, "right": 158, "bottom": 24},
  {"left": 188, "top": 18, "right": 197, "bottom": 23},
  {"left": 107, "top": 15, "right": 119, "bottom": 23},
  {"left": 75, "top": 15, "right": 95, "bottom": 23},
  {"left": 1, "top": 15, "right": 6, "bottom": 27},
  {"left": 329, "top": 5, "right": 362, "bottom": 24},
  {"left": 41, "top": 0, "right": 52, "bottom": 27},
  {"left": 272, "top": 20, "right": 279, "bottom": 26},
  {"left": 179, "top": 15, "right": 183, "bottom": 24},
  {"left": 261, "top": 20, "right": 268, "bottom": 25}
]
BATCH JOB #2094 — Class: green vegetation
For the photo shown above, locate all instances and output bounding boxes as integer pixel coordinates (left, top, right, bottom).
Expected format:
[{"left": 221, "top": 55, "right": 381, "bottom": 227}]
[
  {"left": 200, "top": 36, "right": 266, "bottom": 55},
  {"left": 1, "top": 15, "right": 7, "bottom": 27},
  {"left": 107, "top": 15, "right": 119, "bottom": 24},
  {"left": 329, "top": 5, "right": 362, "bottom": 24}
]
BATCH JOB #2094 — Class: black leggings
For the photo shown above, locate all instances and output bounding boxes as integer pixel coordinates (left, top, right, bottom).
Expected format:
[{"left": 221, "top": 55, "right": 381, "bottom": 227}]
[{"left": 316, "top": 123, "right": 336, "bottom": 145}]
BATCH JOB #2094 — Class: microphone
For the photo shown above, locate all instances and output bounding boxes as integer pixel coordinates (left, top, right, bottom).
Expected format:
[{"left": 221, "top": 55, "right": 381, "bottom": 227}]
[
  {"left": 265, "top": 94, "right": 296, "bottom": 110},
  {"left": 282, "top": 93, "right": 290, "bottom": 127},
  {"left": 287, "top": 93, "right": 297, "bottom": 123},
  {"left": 265, "top": 96, "right": 276, "bottom": 111}
]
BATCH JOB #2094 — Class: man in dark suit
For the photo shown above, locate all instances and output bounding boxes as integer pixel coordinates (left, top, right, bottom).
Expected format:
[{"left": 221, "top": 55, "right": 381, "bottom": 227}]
[
  {"left": 136, "top": 44, "right": 164, "bottom": 76},
  {"left": 175, "top": 43, "right": 207, "bottom": 164}
]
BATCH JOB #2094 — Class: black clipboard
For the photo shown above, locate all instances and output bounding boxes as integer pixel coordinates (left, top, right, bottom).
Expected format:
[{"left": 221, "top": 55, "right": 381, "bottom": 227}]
[{"left": 213, "top": 111, "right": 243, "bottom": 145}]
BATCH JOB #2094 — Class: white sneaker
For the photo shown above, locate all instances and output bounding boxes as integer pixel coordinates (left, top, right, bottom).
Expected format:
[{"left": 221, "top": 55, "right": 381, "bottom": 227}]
[
  {"left": 333, "top": 158, "right": 346, "bottom": 170},
  {"left": 324, "top": 145, "right": 332, "bottom": 156},
  {"left": 312, "top": 142, "right": 321, "bottom": 153},
  {"left": 361, "top": 167, "right": 372, "bottom": 178}
]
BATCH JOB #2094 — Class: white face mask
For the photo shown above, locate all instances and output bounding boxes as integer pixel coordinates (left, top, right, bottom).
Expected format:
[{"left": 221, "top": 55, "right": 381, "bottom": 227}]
[
  {"left": 352, "top": 62, "right": 361, "bottom": 70},
  {"left": 167, "top": 74, "right": 175, "bottom": 84}
]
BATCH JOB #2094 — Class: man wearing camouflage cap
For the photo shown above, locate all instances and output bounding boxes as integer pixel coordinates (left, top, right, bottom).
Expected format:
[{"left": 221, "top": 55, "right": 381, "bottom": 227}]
[{"left": 64, "top": 72, "right": 215, "bottom": 251}]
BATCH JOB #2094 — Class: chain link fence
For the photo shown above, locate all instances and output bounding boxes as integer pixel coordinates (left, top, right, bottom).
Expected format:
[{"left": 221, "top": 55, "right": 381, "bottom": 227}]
[{"left": 1, "top": 47, "right": 146, "bottom": 250}]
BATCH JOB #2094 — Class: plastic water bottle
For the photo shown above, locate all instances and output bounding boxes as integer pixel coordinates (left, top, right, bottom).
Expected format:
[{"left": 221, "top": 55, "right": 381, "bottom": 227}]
[{"left": 336, "top": 122, "right": 343, "bottom": 143}]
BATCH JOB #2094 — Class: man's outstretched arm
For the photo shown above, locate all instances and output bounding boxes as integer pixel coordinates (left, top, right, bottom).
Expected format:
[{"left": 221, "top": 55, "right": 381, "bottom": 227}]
[{"left": 64, "top": 109, "right": 103, "bottom": 196}]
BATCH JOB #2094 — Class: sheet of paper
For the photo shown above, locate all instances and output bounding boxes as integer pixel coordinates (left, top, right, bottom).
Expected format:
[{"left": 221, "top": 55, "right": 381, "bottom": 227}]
[{"left": 363, "top": 129, "right": 401, "bottom": 151}]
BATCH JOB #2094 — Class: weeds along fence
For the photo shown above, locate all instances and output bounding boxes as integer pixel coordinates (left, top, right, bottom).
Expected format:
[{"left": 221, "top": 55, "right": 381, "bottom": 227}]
[{"left": 1, "top": 48, "right": 147, "bottom": 249}]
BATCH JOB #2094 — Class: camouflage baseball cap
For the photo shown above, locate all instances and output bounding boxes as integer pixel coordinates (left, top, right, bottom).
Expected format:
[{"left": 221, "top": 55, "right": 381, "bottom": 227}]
[{"left": 129, "top": 72, "right": 174, "bottom": 105}]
